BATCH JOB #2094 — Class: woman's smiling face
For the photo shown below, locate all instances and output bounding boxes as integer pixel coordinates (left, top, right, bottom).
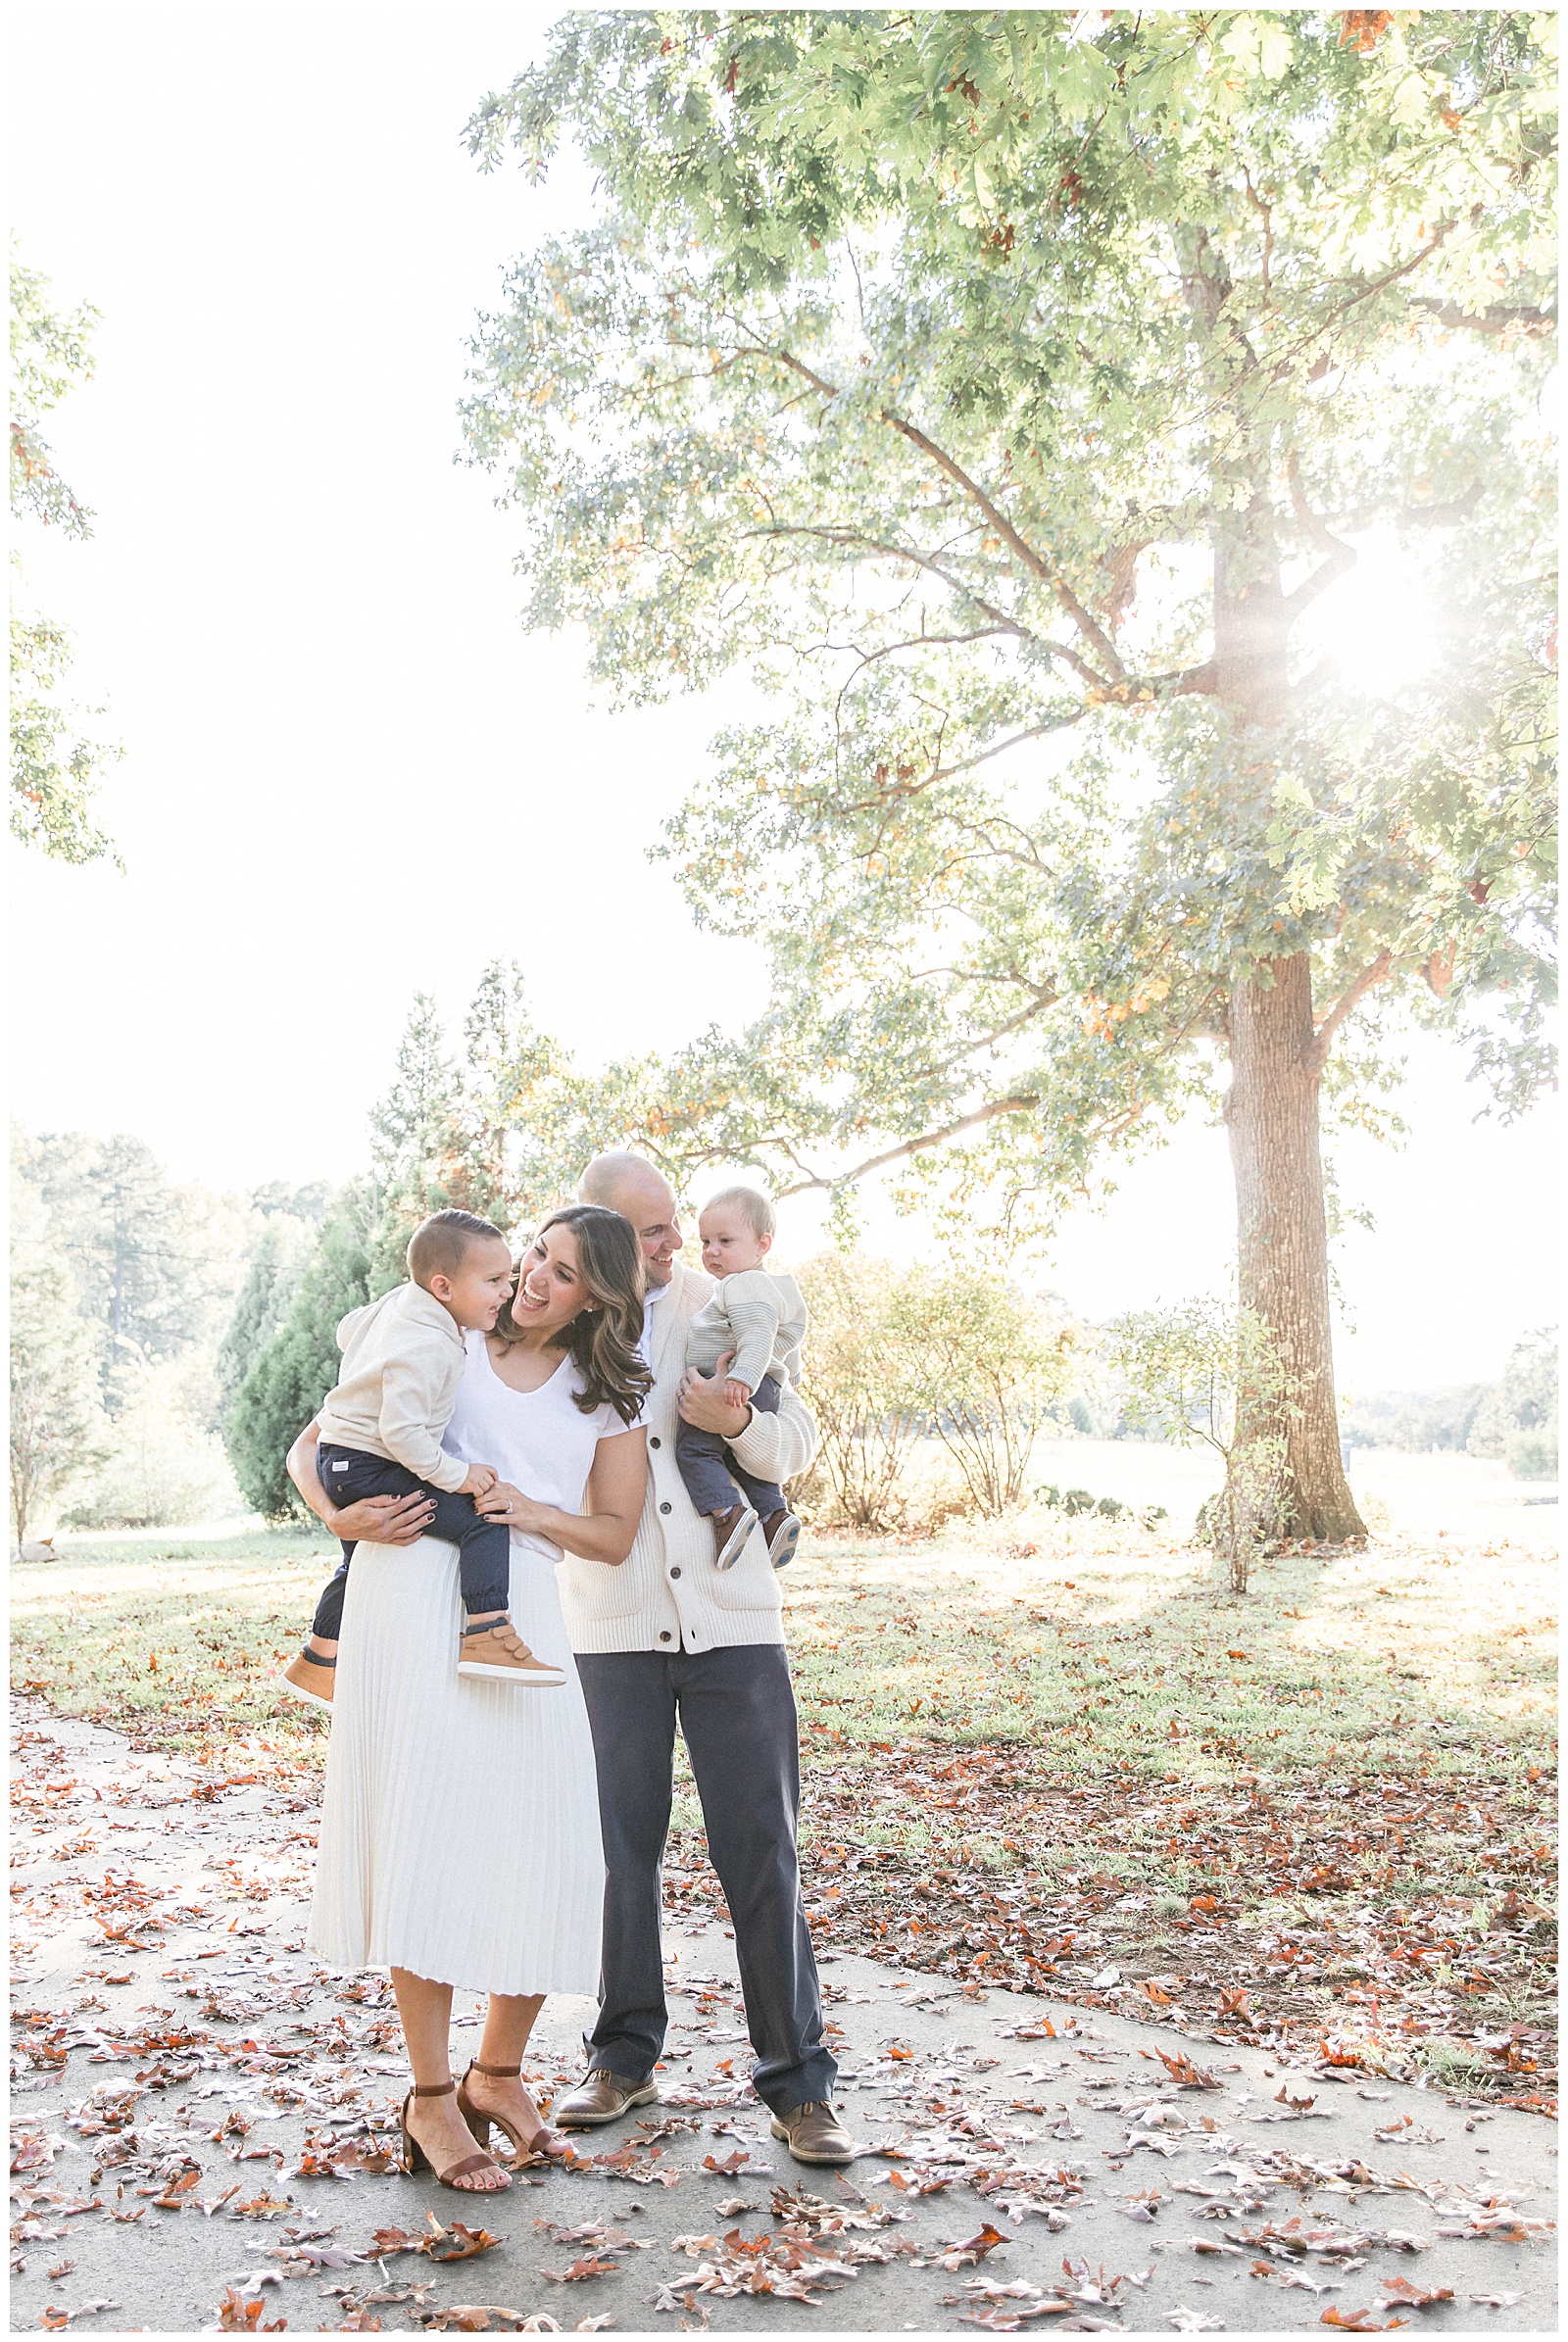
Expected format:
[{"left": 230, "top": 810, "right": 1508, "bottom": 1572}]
[{"left": 508, "top": 1221, "right": 594, "bottom": 1338}]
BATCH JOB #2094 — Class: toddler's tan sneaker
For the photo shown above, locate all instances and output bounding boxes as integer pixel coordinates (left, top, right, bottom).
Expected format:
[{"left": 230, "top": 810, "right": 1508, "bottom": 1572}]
[
  {"left": 278, "top": 1647, "right": 336, "bottom": 1710},
  {"left": 458, "top": 1618, "right": 566, "bottom": 1686}
]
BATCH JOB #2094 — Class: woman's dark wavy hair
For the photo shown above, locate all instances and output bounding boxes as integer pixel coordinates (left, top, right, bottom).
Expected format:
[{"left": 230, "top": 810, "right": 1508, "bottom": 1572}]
[{"left": 493, "top": 1204, "right": 651, "bottom": 1427}]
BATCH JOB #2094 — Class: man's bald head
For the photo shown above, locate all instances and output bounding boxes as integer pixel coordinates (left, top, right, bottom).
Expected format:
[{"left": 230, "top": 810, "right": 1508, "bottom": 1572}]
[{"left": 576, "top": 1151, "right": 684, "bottom": 1285}]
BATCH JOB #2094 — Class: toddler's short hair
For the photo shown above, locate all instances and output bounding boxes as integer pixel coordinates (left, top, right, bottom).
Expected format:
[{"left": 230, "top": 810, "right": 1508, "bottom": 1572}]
[
  {"left": 703, "top": 1184, "right": 776, "bottom": 1241},
  {"left": 408, "top": 1207, "right": 507, "bottom": 1288}
]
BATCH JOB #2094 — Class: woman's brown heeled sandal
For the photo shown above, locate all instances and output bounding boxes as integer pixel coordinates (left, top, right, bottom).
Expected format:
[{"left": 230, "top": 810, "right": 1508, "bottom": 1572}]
[
  {"left": 458, "top": 2059, "right": 568, "bottom": 2162},
  {"left": 400, "top": 2079, "right": 510, "bottom": 2189}
]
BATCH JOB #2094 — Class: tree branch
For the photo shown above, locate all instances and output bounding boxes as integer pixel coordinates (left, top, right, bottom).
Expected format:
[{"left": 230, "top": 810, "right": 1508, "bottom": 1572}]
[
  {"left": 733, "top": 331, "right": 1128, "bottom": 680},
  {"left": 741, "top": 522, "right": 1114, "bottom": 690},
  {"left": 1413, "top": 298, "right": 1555, "bottom": 340},
  {"left": 773, "top": 1094, "right": 1040, "bottom": 1199},
  {"left": 875, "top": 409, "right": 1129, "bottom": 679},
  {"left": 832, "top": 711, "right": 1091, "bottom": 817},
  {"left": 907, "top": 988, "right": 1060, "bottom": 1090},
  {"left": 1328, "top": 479, "right": 1484, "bottom": 533},
  {"left": 1284, "top": 453, "right": 1356, "bottom": 616},
  {"left": 1301, "top": 951, "right": 1395, "bottom": 1079}
]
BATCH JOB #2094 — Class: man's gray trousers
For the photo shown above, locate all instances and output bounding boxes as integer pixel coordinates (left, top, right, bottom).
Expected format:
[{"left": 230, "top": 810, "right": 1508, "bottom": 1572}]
[{"left": 574, "top": 1643, "right": 837, "bottom": 2115}]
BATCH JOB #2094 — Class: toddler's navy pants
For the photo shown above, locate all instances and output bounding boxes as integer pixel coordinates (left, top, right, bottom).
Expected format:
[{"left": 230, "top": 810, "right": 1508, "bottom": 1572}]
[
  {"left": 673, "top": 1373, "right": 785, "bottom": 1521},
  {"left": 308, "top": 1442, "right": 511, "bottom": 1639}
]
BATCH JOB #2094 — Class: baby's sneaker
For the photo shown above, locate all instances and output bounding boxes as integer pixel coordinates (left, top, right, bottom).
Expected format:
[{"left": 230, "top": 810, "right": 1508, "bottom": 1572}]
[
  {"left": 761, "top": 1510, "right": 802, "bottom": 1570},
  {"left": 458, "top": 1619, "right": 566, "bottom": 1686},
  {"left": 278, "top": 1646, "right": 336, "bottom": 1710},
  {"left": 711, "top": 1504, "right": 758, "bottom": 1571}
]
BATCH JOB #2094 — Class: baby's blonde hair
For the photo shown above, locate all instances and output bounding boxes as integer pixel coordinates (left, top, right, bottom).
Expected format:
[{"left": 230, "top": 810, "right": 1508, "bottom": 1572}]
[{"left": 702, "top": 1184, "right": 776, "bottom": 1241}]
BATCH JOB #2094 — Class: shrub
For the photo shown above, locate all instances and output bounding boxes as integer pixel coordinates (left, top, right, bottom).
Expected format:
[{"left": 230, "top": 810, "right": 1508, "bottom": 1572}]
[
  {"left": 1109, "top": 1298, "right": 1292, "bottom": 1595},
  {"left": 796, "top": 1253, "right": 1078, "bottom": 1531},
  {"left": 61, "top": 1360, "right": 239, "bottom": 1529},
  {"left": 889, "top": 1265, "right": 1077, "bottom": 1517},
  {"left": 1507, "top": 1427, "right": 1557, "bottom": 1481},
  {"left": 793, "top": 1254, "right": 931, "bottom": 1531}
]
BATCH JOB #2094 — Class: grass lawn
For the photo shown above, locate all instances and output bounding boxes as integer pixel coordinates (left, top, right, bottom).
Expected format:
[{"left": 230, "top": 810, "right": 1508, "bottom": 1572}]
[{"left": 11, "top": 1505, "right": 1557, "bottom": 2105}]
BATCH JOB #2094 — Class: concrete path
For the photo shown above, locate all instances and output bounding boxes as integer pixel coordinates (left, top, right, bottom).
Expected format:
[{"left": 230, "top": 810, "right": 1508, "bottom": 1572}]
[{"left": 10, "top": 1708, "right": 1558, "bottom": 2335}]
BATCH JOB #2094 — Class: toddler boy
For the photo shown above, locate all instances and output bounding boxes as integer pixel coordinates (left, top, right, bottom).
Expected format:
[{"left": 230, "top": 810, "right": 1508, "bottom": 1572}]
[
  {"left": 677, "top": 1186, "right": 808, "bottom": 1571},
  {"left": 277, "top": 1207, "right": 565, "bottom": 1710}
]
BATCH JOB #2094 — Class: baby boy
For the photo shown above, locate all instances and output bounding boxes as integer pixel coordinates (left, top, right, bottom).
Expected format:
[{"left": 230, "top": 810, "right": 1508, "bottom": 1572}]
[{"left": 676, "top": 1186, "right": 808, "bottom": 1571}]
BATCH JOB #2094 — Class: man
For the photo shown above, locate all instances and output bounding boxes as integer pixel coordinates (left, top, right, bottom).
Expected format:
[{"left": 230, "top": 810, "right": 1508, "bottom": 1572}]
[{"left": 551, "top": 1150, "right": 852, "bottom": 2165}]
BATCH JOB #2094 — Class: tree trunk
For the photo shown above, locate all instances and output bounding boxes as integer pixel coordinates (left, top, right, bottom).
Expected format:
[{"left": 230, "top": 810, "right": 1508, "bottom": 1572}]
[{"left": 1228, "top": 952, "right": 1367, "bottom": 1544}]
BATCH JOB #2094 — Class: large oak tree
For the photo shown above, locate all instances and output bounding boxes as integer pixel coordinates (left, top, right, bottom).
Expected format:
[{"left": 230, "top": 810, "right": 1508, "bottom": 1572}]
[{"left": 463, "top": 9, "right": 1556, "bottom": 1542}]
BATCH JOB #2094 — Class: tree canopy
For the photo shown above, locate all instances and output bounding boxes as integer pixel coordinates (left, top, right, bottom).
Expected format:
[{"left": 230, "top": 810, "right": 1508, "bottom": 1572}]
[
  {"left": 9, "top": 256, "right": 120, "bottom": 864},
  {"left": 462, "top": 8, "right": 1555, "bottom": 1234}
]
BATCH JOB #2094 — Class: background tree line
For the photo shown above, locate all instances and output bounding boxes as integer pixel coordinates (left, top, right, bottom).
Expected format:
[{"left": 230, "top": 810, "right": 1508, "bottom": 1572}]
[
  {"left": 16, "top": 954, "right": 1551, "bottom": 1548},
  {"left": 9, "top": 1122, "right": 325, "bottom": 1541}
]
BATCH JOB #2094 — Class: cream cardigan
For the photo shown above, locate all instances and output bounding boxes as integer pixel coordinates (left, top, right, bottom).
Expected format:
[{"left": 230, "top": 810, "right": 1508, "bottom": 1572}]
[{"left": 557, "top": 1260, "right": 816, "bottom": 1655}]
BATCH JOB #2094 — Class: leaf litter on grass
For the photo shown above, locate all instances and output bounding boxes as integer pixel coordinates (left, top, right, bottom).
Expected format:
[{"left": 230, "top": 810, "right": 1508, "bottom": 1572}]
[
  {"left": 652, "top": 1530, "right": 1560, "bottom": 2101},
  {"left": 10, "top": 1526, "right": 1560, "bottom": 2332}
]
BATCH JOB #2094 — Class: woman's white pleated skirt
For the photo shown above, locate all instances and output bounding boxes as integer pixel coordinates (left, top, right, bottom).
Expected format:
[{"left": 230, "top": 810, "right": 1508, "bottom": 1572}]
[{"left": 308, "top": 1535, "right": 605, "bottom": 1997}]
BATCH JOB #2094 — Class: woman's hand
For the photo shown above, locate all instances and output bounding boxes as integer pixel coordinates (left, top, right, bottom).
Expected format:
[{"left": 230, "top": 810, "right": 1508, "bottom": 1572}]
[
  {"left": 333, "top": 1490, "right": 435, "bottom": 1545},
  {"left": 475, "top": 1480, "right": 553, "bottom": 1537},
  {"left": 475, "top": 1431, "right": 647, "bottom": 1567}
]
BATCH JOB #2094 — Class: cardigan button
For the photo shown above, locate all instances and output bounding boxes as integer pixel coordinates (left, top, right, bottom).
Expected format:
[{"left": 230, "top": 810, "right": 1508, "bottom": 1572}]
[
  {"left": 669, "top": 1566, "right": 682, "bottom": 1580},
  {"left": 659, "top": 1500, "right": 672, "bottom": 1515},
  {"left": 649, "top": 1436, "right": 661, "bottom": 1448},
  {"left": 659, "top": 1630, "right": 672, "bottom": 1643}
]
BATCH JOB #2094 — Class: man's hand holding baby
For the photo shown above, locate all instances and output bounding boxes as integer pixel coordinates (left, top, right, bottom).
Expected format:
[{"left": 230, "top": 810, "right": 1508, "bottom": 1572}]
[{"left": 679, "top": 1354, "right": 754, "bottom": 1437}]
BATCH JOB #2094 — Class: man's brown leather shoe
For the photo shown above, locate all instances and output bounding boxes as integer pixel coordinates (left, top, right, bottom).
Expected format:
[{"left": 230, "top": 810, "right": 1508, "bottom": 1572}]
[
  {"left": 769, "top": 2100, "right": 856, "bottom": 2165},
  {"left": 551, "top": 2068, "right": 660, "bottom": 2128}
]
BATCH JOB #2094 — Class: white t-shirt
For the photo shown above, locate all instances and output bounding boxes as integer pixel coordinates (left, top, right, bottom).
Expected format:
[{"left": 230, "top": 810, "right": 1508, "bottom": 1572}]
[
  {"left": 637, "top": 1277, "right": 668, "bottom": 1368},
  {"left": 442, "top": 1332, "right": 635, "bottom": 1565}
]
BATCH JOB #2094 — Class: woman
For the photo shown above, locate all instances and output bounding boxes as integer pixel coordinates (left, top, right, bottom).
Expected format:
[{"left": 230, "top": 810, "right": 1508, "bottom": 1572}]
[{"left": 287, "top": 1205, "right": 651, "bottom": 2194}]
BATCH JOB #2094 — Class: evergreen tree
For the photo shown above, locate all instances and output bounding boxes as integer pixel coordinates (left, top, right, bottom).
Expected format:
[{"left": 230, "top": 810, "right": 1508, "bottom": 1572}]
[
  {"left": 456, "top": 959, "right": 584, "bottom": 1225},
  {"left": 223, "top": 1186, "right": 375, "bottom": 1519},
  {"left": 216, "top": 1219, "right": 312, "bottom": 1406},
  {"left": 18, "top": 1127, "right": 249, "bottom": 1406},
  {"left": 366, "top": 995, "right": 462, "bottom": 1287},
  {"left": 252, "top": 1179, "right": 331, "bottom": 1224}
]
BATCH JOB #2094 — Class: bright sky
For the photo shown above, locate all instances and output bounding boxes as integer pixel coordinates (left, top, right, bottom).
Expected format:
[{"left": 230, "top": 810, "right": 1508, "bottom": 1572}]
[{"left": 9, "top": 6, "right": 1558, "bottom": 1394}]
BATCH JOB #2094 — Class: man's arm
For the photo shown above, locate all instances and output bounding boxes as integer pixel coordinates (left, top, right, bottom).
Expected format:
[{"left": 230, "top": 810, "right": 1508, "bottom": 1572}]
[
  {"left": 731, "top": 1383, "right": 817, "bottom": 1486},
  {"left": 676, "top": 1347, "right": 818, "bottom": 1480}
]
